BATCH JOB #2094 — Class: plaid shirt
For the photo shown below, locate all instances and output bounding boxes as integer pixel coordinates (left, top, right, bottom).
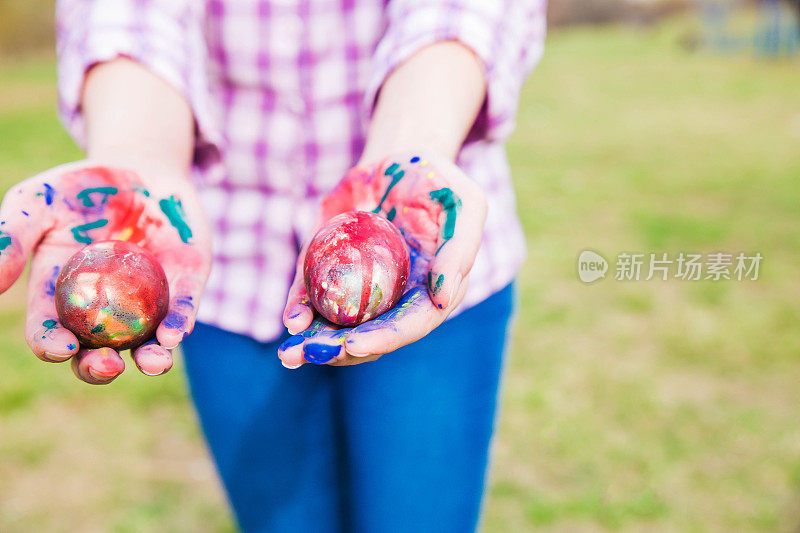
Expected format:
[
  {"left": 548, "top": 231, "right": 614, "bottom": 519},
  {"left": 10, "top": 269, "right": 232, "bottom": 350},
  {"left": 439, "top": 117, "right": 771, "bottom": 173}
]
[{"left": 56, "top": 0, "right": 547, "bottom": 342}]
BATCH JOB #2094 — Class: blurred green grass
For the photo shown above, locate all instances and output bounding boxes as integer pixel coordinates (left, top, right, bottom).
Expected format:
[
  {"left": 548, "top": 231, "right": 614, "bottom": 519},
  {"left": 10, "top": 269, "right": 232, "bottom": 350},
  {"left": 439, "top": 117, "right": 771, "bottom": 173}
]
[{"left": 1, "top": 16, "right": 800, "bottom": 532}]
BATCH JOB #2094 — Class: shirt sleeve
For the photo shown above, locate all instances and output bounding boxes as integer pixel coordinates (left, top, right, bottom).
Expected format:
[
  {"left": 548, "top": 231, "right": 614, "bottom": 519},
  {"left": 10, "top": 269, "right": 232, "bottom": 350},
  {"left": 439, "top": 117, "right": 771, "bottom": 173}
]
[
  {"left": 365, "top": 0, "right": 548, "bottom": 143},
  {"left": 56, "top": 0, "right": 221, "bottom": 168}
]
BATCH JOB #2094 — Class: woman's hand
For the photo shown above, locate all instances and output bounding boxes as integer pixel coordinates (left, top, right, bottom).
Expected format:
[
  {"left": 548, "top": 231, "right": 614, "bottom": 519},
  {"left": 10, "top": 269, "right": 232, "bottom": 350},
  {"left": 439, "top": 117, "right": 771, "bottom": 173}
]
[
  {"left": 0, "top": 161, "right": 211, "bottom": 384},
  {"left": 279, "top": 151, "right": 486, "bottom": 368}
]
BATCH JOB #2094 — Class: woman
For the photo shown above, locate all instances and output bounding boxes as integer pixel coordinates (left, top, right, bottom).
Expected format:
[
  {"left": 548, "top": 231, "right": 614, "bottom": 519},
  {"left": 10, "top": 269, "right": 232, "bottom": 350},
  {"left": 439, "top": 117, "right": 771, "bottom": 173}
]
[{"left": 0, "top": 1, "right": 545, "bottom": 531}]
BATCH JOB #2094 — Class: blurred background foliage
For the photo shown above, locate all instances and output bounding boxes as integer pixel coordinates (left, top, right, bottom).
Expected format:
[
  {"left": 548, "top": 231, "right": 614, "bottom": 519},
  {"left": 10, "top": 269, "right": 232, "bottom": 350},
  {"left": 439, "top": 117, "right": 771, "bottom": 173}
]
[
  {"left": 1, "top": 1, "right": 800, "bottom": 532},
  {"left": 0, "top": 0, "right": 54, "bottom": 57}
]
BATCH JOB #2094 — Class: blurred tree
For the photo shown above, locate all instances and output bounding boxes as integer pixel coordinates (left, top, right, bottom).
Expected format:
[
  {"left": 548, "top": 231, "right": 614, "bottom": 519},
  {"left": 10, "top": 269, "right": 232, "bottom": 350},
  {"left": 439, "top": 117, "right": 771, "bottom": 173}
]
[
  {"left": 0, "top": 0, "right": 54, "bottom": 58},
  {"left": 547, "top": 0, "right": 692, "bottom": 27}
]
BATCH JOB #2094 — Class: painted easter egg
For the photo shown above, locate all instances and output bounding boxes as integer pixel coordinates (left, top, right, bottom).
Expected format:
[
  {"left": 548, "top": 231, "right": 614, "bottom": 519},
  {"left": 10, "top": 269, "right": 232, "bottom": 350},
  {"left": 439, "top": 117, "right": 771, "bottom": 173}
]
[
  {"left": 55, "top": 240, "right": 169, "bottom": 349},
  {"left": 304, "top": 210, "right": 410, "bottom": 326}
]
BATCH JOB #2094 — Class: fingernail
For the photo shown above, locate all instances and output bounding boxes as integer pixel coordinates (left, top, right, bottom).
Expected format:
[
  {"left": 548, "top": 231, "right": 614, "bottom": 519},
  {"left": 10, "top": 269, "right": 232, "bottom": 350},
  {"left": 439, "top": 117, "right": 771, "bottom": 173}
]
[
  {"left": 140, "top": 367, "right": 167, "bottom": 376},
  {"left": 43, "top": 351, "right": 70, "bottom": 362},
  {"left": 303, "top": 343, "right": 341, "bottom": 364},
  {"left": 88, "top": 367, "right": 114, "bottom": 381},
  {"left": 281, "top": 360, "right": 302, "bottom": 370},
  {"left": 279, "top": 335, "right": 304, "bottom": 352}
]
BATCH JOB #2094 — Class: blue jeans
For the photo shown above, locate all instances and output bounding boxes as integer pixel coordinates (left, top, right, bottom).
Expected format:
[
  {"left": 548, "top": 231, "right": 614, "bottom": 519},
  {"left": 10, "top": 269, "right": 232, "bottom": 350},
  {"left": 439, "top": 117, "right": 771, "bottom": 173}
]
[{"left": 181, "top": 284, "right": 515, "bottom": 533}]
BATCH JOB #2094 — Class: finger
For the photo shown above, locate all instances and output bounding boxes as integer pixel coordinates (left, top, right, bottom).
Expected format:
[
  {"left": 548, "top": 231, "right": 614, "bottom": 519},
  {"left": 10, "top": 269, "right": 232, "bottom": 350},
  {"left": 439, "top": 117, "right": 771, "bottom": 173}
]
[
  {"left": 132, "top": 339, "right": 173, "bottom": 376},
  {"left": 426, "top": 180, "right": 486, "bottom": 310},
  {"left": 154, "top": 244, "right": 210, "bottom": 349},
  {"left": 344, "top": 279, "right": 469, "bottom": 357},
  {"left": 0, "top": 179, "right": 55, "bottom": 294},
  {"left": 24, "top": 243, "right": 81, "bottom": 362},
  {"left": 26, "top": 318, "right": 80, "bottom": 363},
  {"left": 282, "top": 244, "right": 315, "bottom": 335},
  {"left": 326, "top": 353, "right": 383, "bottom": 367},
  {"left": 277, "top": 318, "right": 349, "bottom": 367},
  {"left": 71, "top": 347, "right": 125, "bottom": 384}
]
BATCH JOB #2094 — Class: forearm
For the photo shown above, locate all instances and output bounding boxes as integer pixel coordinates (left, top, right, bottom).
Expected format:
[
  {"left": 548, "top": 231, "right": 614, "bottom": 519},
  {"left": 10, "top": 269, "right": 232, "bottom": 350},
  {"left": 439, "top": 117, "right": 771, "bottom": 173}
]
[
  {"left": 360, "top": 41, "right": 486, "bottom": 164},
  {"left": 82, "top": 58, "right": 195, "bottom": 181}
]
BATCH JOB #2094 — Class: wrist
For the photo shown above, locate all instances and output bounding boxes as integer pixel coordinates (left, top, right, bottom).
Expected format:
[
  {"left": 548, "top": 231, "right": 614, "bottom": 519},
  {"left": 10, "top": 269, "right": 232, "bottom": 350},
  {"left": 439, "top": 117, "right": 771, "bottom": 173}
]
[
  {"left": 359, "top": 41, "right": 485, "bottom": 167},
  {"left": 359, "top": 123, "right": 461, "bottom": 165},
  {"left": 84, "top": 149, "right": 193, "bottom": 191},
  {"left": 357, "top": 146, "right": 454, "bottom": 170}
]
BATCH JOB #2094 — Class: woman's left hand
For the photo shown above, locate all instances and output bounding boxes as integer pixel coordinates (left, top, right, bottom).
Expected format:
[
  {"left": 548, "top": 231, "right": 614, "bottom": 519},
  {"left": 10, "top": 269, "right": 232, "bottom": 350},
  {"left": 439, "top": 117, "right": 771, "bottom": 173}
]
[{"left": 279, "top": 151, "right": 486, "bottom": 368}]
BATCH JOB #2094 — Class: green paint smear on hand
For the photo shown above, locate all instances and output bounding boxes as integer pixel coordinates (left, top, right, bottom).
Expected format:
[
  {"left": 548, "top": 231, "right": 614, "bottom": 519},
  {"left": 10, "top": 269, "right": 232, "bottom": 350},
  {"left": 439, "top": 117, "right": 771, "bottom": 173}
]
[
  {"left": 386, "top": 206, "right": 397, "bottom": 221},
  {"left": 43, "top": 319, "right": 57, "bottom": 329},
  {"left": 427, "top": 271, "right": 445, "bottom": 295},
  {"left": 429, "top": 188, "right": 461, "bottom": 254},
  {"left": 0, "top": 235, "right": 11, "bottom": 253},
  {"left": 159, "top": 196, "right": 193, "bottom": 243},
  {"left": 300, "top": 319, "right": 327, "bottom": 338},
  {"left": 76, "top": 186, "right": 118, "bottom": 207},
  {"left": 71, "top": 219, "right": 108, "bottom": 244},
  {"left": 373, "top": 168, "right": 405, "bottom": 214},
  {"left": 90, "top": 323, "right": 105, "bottom": 334}
]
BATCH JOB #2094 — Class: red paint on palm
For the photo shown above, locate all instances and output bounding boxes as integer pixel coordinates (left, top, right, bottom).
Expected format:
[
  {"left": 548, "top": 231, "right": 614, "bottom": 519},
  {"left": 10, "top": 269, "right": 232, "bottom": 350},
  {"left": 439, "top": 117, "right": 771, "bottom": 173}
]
[
  {"left": 55, "top": 240, "right": 169, "bottom": 349},
  {"left": 303, "top": 211, "right": 410, "bottom": 326},
  {"left": 57, "top": 166, "right": 165, "bottom": 246},
  {"left": 320, "top": 163, "right": 445, "bottom": 257}
]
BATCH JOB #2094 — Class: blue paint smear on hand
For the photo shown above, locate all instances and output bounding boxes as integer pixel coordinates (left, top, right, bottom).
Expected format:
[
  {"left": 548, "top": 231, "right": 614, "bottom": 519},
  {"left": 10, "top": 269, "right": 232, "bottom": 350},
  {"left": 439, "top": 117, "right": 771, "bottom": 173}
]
[
  {"left": 175, "top": 295, "right": 194, "bottom": 309},
  {"left": 43, "top": 183, "right": 55, "bottom": 205},
  {"left": 163, "top": 312, "right": 187, "bottom": 329},
  {"left": 303, "top": 343, "right": 341, "bottom": 364},
  {"left": 279, "top": 335, "right": 305, "bottom": 352},
  {"left": 350, "top": 285, "right": 428, "bottom": 335},
  {"left": 44, "top": 266, "right": 60, "bottom": 296}
]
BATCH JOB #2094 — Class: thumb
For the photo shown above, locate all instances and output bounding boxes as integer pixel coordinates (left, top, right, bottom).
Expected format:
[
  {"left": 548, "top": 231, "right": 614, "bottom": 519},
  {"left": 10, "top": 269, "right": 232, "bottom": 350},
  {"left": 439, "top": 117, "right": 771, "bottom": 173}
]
[
  {"left": 0, "top": 179, "right": 56, "bottom": 294},
  {"left": 282, "top": 245, "right": 315, "bottom": 335},
  {"left": 425, "top": 183, "right": 486, "bottom": 310}
]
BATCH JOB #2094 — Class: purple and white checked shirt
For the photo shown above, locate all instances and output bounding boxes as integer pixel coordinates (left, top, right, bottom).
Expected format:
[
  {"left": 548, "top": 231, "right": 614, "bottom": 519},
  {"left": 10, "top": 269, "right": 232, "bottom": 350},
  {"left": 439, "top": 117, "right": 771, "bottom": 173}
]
[{"left": 56, "top": 0, "right": 547, "bottom": 342}]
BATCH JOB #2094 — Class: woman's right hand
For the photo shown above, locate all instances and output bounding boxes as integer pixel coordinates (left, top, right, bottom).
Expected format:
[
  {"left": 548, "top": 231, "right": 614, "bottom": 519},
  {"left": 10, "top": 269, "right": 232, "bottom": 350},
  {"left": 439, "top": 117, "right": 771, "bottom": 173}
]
[{"left": 0, "top": 161, "right": 211, "bottom": 384}]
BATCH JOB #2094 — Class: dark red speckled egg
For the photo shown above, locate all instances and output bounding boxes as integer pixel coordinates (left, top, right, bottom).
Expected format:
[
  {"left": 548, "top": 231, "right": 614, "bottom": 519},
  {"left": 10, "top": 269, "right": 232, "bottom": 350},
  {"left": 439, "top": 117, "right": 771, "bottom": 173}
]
[
  {"left": 55, "top": 240, "right": 169, "bottom": 349},
  {"left": 304, "top": 211, "right": 410, "bottom": 326}
]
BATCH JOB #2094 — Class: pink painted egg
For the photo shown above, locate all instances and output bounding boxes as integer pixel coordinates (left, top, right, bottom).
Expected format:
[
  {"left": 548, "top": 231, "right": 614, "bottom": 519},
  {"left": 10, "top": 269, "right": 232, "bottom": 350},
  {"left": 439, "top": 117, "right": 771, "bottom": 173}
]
[
  {"left": 55, "top": 240, "right": 169, "bottom": 349},
  {"left": 303, "top": 211, "right": 410, "bottom": 326}
]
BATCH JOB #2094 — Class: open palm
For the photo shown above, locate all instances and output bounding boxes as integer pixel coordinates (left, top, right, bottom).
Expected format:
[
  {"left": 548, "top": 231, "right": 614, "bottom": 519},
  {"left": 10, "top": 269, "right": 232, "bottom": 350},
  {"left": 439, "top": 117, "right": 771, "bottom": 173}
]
[
  {"left": 0, "top": 162, "right": 210, "bottom": 383},
  {"left": 279, "top": 151, "right": 486, "bottom": 367}
]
